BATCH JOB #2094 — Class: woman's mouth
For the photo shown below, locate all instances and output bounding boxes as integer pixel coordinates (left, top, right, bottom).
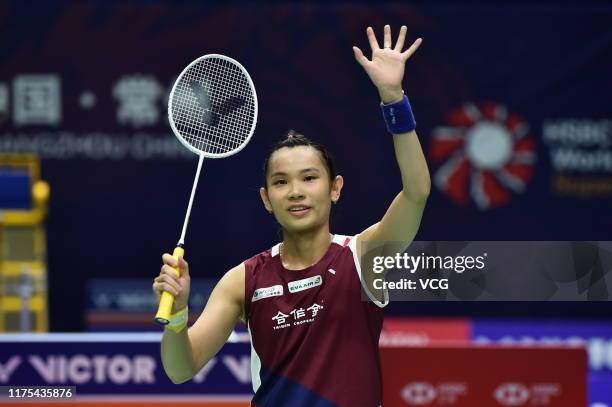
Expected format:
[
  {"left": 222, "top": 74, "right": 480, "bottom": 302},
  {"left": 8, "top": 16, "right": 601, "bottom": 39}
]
[{"left": 288, "top": 206, "right": 311, "bottom": 217}]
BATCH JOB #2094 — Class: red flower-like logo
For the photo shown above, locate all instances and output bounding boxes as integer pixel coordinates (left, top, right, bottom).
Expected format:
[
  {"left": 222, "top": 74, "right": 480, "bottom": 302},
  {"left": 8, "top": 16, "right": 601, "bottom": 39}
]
[{"left": 430, "top": 102, "right": 536, "bottom": 209}]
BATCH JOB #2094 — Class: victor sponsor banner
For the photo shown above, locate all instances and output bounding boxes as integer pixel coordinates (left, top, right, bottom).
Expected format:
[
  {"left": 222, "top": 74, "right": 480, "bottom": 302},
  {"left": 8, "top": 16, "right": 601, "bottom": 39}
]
[{"left": 0, "top": 334, "right": 252, "bottom": 396}]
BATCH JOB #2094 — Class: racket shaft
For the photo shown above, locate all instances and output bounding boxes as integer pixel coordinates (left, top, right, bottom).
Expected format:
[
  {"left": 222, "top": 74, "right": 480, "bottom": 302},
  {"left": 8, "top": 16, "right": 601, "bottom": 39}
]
[{"left": 155, "top": 246, "right": 185, "bottom": 325}]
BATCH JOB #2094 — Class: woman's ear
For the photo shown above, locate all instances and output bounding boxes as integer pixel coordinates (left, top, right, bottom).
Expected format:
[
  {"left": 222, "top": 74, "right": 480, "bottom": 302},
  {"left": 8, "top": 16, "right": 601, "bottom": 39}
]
[
  {"left": 260, "top": 187, "right": 273, "bottom": 213},
  {"left": 331, "top": 175, "right": 344, "bottom": 203}
]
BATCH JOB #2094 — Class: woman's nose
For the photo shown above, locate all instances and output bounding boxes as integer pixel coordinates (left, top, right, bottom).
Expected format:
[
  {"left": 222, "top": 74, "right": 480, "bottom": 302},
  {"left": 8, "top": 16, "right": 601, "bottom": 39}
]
[{"left": 288, "top": 182, "right": 304, "bottom": 200}]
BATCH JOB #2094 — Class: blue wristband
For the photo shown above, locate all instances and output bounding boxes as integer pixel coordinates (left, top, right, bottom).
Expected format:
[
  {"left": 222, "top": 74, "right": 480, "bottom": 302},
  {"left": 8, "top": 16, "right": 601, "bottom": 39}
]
[{"left": 381, "top": 95, "right": 417, "bottom": 134}]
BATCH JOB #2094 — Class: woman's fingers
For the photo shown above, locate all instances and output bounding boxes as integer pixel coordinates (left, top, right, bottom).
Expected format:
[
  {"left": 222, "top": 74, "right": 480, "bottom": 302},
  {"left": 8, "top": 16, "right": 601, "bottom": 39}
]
[
  {"left": 364, "top": 25, "right": 419, "bottom": 60},
  {"left": 154, "top": 274, "right": 181, "bottom": 296},
  {"left": 160, "top": 263, "right": 175, "bottom": 276},
  {"left": 401, "top": 38, "right": 423, "bottom": 61},
  {"left": 161, "top": 253, "right": 176, "bottom": 267},
  {"left": 352, "top": 46, "right": 369, "bottom": 67},
  {"left": 157, "top": 265, "right": 182, "bottom": 289},
  {"left": 153, "top": 254, "right": 190, "bottom": 304},
  {"left": 366, "top": 26, "right": 380, "bottom": 51},
  {"left": 383, "top": 25, "right": 392, "bottom": 48},
  {"left": 161, "top": 253, "right": 189, "bottom": 277},
  {"left": 177, "top": 256, "right": 189, "bottom": 277},
  {"left": 395, "top": 25, "right": 407, "bottom": 51}
]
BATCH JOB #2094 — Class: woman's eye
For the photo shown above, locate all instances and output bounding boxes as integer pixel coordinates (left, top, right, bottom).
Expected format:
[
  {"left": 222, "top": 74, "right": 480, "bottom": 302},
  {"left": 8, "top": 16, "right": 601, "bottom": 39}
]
[
  {"left": 304, "top": 176, "right": 317, "bottom": 182},
  {"left": 273, "top": 179, "right": 287, "bottom": 185}
]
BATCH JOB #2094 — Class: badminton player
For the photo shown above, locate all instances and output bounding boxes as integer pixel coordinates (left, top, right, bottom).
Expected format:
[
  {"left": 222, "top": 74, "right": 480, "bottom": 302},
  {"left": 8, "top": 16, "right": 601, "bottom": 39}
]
[{"left": 153, "top": 25, "right": 430, "bottom": 406}]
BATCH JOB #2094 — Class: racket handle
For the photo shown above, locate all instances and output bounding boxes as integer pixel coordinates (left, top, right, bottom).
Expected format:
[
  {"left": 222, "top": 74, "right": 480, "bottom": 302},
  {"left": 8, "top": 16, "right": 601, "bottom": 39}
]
[{"left": 155, "top": 246, "right": 185, "bottom": 325}]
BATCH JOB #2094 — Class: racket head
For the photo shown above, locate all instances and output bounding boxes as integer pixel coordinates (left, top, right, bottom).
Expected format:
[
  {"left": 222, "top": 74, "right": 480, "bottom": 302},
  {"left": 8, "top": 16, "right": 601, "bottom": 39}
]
[{"left": 168, "top": 54, "right": 258, "bottom": 159}]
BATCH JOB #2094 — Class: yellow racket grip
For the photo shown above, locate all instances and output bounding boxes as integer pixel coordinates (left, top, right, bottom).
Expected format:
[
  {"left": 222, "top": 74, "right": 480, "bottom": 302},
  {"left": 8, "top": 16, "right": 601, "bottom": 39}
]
[{"left": 155, "top": 245, "right": 185, "bottom": 325}]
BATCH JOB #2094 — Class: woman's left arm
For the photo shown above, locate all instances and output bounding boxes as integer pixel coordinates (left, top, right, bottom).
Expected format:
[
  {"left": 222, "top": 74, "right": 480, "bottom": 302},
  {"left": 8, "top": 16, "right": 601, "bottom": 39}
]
[{"left": 353, "top": 25, "right": 431, "bottom": 265}]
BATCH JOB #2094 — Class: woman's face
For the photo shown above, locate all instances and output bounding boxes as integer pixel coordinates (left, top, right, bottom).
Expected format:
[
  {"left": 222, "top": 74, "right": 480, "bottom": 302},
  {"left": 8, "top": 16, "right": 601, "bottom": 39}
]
[{"left": 260, "top": 146, "right": 343, "bottom": 234}]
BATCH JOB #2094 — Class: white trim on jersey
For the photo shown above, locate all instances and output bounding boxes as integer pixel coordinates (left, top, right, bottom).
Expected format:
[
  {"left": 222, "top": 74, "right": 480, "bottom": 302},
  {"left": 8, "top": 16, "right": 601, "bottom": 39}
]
[
  {"left": 248, "top": 321, "right": 262, "bottom": 393},
  {"left": 272, "top": 234, "right": 338, "bottom": 257},
  {"left": 331, "top": 234, "right": 346, "bottom": 245},
  {"left": 269, "top": 234, "right": 388, "bottom": 307},
  {"left": 347, "top": 234, "right": 390, "bottom": 308}
]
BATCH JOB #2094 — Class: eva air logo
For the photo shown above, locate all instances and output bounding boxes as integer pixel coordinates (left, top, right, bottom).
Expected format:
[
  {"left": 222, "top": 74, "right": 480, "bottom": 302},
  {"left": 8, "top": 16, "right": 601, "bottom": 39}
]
[
  {"left": 288, "top": 275, "right": 322, "bottom": 293},
  {"left": 430, "top": 102, "right": 536, "bottom": 210}
]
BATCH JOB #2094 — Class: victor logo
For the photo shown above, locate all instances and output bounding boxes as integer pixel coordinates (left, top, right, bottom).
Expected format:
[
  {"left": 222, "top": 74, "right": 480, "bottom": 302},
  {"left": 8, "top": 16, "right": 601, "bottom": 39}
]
[{"left": 252, "top": 285, "right": 283, "bottom": 302}]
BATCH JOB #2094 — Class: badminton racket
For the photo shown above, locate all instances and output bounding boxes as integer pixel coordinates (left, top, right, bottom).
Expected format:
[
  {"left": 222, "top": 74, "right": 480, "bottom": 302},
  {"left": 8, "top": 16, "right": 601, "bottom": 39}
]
[{"left": 155, "top": 54, "right": 258, "bottom": 324}]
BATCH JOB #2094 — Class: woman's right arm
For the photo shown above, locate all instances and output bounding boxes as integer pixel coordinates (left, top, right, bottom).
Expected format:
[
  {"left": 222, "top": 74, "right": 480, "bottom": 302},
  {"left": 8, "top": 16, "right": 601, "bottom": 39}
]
[{"left": 153, "top": 256, "right": 245, "bottom": 384}]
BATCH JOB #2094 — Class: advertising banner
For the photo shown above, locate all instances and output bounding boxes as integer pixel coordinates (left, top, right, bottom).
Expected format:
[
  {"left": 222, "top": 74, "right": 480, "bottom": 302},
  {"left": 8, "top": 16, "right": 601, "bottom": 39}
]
[
  {"left": 473, "top": 319, "right": 612, "bottom": 407},
  {"left": 0, "top": 333, "right": 252, "bottom": 400},
  {"left": 380, "top": 346, "right": 587, "bottom": 407}
]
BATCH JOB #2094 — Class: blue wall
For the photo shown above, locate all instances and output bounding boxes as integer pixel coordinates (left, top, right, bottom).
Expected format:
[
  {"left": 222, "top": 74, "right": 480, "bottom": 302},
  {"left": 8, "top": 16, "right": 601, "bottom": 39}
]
[{"left": 0, "top": 1, "right": 610, "bottom": 330}]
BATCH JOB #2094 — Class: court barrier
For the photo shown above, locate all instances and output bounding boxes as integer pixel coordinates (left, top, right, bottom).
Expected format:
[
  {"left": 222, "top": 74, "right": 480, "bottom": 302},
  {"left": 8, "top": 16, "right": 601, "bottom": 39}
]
[{"left": 0, "top": 328, "right": 595, "bottom": 406}]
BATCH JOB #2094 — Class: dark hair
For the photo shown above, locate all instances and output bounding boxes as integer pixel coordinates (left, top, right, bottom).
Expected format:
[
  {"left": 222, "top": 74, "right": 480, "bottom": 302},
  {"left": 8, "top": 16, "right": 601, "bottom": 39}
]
[{"left": 262, "top": 130, "right": 336, "bottom": 188}]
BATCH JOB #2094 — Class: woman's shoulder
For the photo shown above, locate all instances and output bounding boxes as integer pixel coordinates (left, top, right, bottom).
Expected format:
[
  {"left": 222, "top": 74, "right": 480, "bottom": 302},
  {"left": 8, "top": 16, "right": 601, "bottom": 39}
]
[{"left": 242, "top": 244, "right": 277, "bottom": 275}]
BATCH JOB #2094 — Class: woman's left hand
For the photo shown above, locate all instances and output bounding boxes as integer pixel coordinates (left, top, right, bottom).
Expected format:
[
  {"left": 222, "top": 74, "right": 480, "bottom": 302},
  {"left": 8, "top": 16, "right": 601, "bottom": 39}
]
[{"left": 353, "top": 25, "right": 422, "bottom": 104}]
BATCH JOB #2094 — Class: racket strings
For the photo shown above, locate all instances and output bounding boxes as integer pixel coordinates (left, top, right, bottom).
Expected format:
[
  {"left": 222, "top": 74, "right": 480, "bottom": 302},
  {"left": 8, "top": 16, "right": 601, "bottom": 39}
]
[{"left": 171, "top": 57, "right": 256, "bottom": 156}]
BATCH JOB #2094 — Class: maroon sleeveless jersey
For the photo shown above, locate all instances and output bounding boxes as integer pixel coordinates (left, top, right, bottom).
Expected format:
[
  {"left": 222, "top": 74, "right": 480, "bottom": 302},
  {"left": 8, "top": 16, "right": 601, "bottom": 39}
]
[{"left": 244, "top": 234, "right": 389, "bottom": 407}]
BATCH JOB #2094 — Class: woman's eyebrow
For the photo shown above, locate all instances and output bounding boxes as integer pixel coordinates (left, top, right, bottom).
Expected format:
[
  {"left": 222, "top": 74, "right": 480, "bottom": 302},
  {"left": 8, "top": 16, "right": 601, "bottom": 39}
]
[
  {"left": 270, "top": 168, "right": 320, "bottom": 177},
  {"left": 299, "top": 168, "right": 320, "bottom": 173}
]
